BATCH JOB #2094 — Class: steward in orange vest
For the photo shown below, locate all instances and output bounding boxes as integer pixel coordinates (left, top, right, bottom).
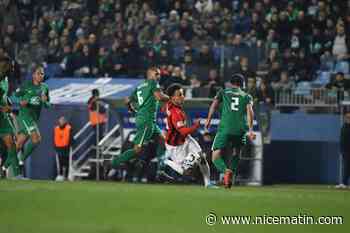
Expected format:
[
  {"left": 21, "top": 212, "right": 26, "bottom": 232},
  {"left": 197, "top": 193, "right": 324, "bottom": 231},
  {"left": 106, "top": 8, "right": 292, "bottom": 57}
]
[
  {"left": 53, "top": 116, "right": 72, "bottom": 180},
  {"left": 87, "top": 89, "right": 107, "bottom": 126},
  {"left": 54, "top": 124, "right": 72, "bottom": 148}
]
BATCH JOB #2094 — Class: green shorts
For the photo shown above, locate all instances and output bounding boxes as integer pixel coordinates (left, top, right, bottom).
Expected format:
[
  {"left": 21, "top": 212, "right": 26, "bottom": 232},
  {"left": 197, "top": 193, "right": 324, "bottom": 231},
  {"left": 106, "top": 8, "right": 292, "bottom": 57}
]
[
  {"left": 17, "top": 114, "right": 40, "bottom": 136},
  {"left": 0, "top": 113, "right": 16, "bottom": 137},
  {"left": 212, "top": 131, "right": 247, "bottom": 151},
  {"left": 133, "top": 122, "right": 161, "bottom": 146}
]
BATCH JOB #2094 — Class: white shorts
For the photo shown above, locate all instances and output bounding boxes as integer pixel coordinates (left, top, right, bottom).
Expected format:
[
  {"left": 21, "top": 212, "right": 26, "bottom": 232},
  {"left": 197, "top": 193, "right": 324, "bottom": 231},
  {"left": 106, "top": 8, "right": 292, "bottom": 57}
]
[{"left": 164, "top": 136, "right": 202, "bottom": 174}]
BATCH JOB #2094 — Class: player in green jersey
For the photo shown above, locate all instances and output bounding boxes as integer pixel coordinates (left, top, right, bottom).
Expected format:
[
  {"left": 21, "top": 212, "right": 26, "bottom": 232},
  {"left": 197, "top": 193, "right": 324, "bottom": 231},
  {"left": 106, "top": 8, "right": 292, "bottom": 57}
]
[
  {"left": 15, "top": 65, "right": 50, "bottom": 165},
  {"left": 108, "top": 67, "right": 169, "bottom": 178},
  {"left": 205, "top": 74, "right": 255, "bottom": 188},
  {"left": 0, "top": 56, "right": 20, "bottom": 177}
]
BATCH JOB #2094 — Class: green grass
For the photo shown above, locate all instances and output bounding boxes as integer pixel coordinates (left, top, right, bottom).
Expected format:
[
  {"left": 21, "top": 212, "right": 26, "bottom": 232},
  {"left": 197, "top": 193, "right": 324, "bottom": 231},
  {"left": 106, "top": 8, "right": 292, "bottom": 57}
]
[{"left": 0, "top": 180, "right": 349, "bottom": 233}]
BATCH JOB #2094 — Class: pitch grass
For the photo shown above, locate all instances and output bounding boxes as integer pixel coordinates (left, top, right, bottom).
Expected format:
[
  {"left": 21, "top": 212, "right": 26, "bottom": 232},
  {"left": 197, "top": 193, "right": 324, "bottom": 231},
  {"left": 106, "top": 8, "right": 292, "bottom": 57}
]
[{"left": 0, "top": 181, "right": 349, "bottom": 233}]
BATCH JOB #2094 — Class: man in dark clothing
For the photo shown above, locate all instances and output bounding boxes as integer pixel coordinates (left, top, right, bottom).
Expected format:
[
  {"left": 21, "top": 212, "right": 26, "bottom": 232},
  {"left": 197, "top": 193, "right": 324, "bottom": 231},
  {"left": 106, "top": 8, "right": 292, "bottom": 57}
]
[{"left": 339, "top": 112, "right": 350, "bottom": 187}]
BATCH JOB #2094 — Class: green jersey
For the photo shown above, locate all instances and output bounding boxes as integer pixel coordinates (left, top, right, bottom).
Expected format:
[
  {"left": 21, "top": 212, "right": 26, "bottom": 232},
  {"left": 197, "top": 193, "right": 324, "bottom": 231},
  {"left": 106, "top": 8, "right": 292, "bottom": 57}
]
[
  {"left": 130, "top": 79, "right": 160, "bottom": 124},
  {"left": 215, "top": 87, "right": 253, "bottom": 135},
  {"left": 15, "top": 80, "right": 50, "bottom": 121}
]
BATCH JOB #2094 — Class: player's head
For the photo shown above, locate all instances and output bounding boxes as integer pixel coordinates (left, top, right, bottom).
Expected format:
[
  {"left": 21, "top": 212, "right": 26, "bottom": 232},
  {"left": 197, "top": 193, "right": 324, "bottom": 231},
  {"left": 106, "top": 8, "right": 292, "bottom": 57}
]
[
  {"left": 58, "top": 116, "right": 67, "bottom": 127},
  {"left": 32, "top": 65, "right": 45, "bottom": 83},
  {"left": 92, "top": 88, "right": 100, "bottom": 97},
  {"left": 231, "top": 73, "right": 245, "bottom": 88},
  {"left": 147, "top": 66, "right": 161, "bottom": 81},
  {"left": 167, "top": 83, "right": 185, "bottom": 106}
]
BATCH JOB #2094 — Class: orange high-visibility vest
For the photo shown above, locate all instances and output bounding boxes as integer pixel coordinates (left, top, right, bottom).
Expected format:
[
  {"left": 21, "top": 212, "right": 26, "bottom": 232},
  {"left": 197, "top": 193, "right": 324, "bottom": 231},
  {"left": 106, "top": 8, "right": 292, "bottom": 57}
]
[
  {"left": 54, "top": 124, "right": 72, "bottom": 148},
  {"left": 89, "top": 110, "right": 107, "bottom": 126}
]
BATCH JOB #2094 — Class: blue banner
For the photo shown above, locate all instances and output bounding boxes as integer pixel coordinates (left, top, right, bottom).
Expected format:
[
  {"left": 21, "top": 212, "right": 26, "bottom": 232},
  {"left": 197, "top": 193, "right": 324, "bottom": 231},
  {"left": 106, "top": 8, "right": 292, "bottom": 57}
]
[{"left": 47, "top": 78, "right": 143, "bottom": 105}]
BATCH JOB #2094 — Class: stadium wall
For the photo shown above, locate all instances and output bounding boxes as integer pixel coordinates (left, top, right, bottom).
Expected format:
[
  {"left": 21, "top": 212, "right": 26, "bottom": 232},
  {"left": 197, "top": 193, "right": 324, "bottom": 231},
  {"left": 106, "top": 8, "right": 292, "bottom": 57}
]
[
  {"left": 264, "top": 112, "right": 341, "bottom": 184},
  {"left": 26, "top": 105, "right": 90, "bottom": 179}
]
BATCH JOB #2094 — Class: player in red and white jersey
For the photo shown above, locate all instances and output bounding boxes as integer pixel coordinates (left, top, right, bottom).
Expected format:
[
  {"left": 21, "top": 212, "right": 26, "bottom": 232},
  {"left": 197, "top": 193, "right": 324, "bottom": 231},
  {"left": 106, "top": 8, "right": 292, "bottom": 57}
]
[{"left": 162, "top": 84, "right": 216, "bottom": 188}]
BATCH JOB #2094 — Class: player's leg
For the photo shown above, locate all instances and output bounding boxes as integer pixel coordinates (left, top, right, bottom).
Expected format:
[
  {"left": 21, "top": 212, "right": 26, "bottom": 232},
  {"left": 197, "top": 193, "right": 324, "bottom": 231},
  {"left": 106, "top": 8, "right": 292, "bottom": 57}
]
[
  {"left": 16, "top": 116, "right": 41, "bottom": 162},
  {"left": 0, "top": 114, "right": 20, "bottom": 176},
  {"left": 18, "top": 131, "right": 41, "bottom": 163},
  {"left": 109, "top": 124, "right": 153, "bottom": 177},
  {"left": 211, "top": 132, "right": 233, "bottom": 188},
  {"left": 230, "top": 134, "right": 246, "bottom": 174},
  {"left": 163, "top": 144, "right": 185, "bottom": 175},
  {"left": 0, "top": 141, "right": 6, "bottom": 169},
  {"left": 186, "top": 136, "right": 212, "bottom": 187},
  {"left": 1, "top": 135, "right": 20, "bottom": 177}
]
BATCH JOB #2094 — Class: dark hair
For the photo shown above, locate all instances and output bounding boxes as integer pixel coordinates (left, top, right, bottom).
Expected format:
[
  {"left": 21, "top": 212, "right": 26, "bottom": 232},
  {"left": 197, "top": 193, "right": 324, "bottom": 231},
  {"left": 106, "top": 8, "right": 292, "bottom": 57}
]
[
  {"left": 166, "top": 83, "right": 182, "bottom": 97},
  {"left": 231, "top": 73, "right": 245, "bottom": 87},
  {"left": 336, "top": 72, "right": 344, "bottom": 77},
  {"left": 92, "top": 88, "right": 99, "bottom": 97}
]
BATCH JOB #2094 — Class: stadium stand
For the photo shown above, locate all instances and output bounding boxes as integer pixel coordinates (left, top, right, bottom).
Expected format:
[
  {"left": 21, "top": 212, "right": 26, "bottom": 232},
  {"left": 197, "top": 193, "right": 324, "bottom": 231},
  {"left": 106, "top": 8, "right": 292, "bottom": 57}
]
[{"left": 0, "top": 0, "right": 348, "bottom": 100}]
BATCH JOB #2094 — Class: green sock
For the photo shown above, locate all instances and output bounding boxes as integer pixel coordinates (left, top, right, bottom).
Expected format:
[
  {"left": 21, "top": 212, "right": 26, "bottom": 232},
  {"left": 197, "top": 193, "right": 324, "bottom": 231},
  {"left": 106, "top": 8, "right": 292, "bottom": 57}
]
[
  {"left": 111, "top": 149, "right": 136, "bottom": 168},
  {"left": 3, "top": 147, "right": 14, "bottom": 168},
  {"left": 3, "top": 156, "right": 11, "bottom": 168},
  {"left": 1, "top": 147, "right": 20, "bottom": 176},
  {"left": 213, "top": 157, "right": 227, "bottom": 173},
  {"left": 8, "top": 148, "right": 20, "bottom": 176},
  {"left": 20, "top": 141, "right": 38, "bottom": 162},
  {"left": 156, "top": 143, "right": 165, "bottom": 158},
  {"left": 231, "top": 156, "right": 240, "bottom": 172}
]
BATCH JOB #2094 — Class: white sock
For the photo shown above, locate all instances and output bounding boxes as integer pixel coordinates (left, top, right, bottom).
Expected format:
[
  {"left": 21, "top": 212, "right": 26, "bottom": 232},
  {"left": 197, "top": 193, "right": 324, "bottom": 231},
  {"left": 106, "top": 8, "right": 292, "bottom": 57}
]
[{"left": 198, "top": 158, "right": 211, "bottom": 186}]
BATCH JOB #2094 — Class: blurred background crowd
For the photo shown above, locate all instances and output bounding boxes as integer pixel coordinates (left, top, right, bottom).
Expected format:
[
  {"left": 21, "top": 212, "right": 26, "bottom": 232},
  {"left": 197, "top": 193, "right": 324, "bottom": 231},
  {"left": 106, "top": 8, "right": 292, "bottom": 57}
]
[{"left": 1, "top": 0, "right": 350, "bottom": 100}]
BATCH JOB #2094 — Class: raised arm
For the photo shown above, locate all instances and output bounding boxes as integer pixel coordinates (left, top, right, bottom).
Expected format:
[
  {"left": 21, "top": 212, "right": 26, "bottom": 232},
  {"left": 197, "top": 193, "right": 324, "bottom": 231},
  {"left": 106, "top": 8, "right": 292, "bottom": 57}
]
[
  {"left": 246, "top": 103, "right": 256, "bottom": 140},
  {"left": 154, "top": 90, "right": 169, "bottom": 102}
]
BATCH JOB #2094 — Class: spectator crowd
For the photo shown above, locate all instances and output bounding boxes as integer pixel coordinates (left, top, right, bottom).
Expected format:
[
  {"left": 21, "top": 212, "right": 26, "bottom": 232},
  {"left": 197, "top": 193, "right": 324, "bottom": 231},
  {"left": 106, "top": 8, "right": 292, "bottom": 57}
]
[{"left": 1, "top": 0, "right": 350, "bottom": 100}]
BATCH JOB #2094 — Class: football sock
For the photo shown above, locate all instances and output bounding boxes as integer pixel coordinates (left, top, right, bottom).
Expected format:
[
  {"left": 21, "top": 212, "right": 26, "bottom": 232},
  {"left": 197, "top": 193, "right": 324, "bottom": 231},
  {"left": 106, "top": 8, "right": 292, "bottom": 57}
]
[
  {"left": 213, "top": 157, "right": 227, "bottom": 173},
  {"left": 20, "top": 141, "right": 39, "bottom": 162},
  {"left": 198, "top": 158, "right": 211, "bottom": 186},
  {"left": 111, "top": 149, "right": 135, "bottom": 168},
  {"left": 8, "top": 148, "right": 20, "bottom": 176},
  {"left": 231, "top": 156, "right": 240, "bottom": 173},
  {"left": 3, "top": 147, "right": 15, "bottom": 169},
  {"left": 156, "top": 142, "right": 165, "bottom": 158}
]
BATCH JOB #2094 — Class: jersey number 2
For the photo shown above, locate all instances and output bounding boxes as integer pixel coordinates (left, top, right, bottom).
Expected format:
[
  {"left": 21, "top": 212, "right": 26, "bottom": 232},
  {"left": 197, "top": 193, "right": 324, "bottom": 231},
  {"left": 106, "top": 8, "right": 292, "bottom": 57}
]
[
  {"left": 137, "top": 91, "right": 144, "bottom": 105},
  {"left": 231, "top": 97, "right": 239, "bottom": 111}
]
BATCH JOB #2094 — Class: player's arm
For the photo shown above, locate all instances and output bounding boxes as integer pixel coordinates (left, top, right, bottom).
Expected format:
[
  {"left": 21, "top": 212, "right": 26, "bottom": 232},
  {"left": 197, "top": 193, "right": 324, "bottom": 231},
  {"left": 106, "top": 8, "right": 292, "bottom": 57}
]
[
  {"left": 154, "top": 90, "right": 169, "bottom": 102},
  {"left": 124, "top": 96, "right": 137, "bottom": 113},
  {"left": 0, "top": 96, "right": 13, "bottom": 113},
  {"left": 205, "top": 98, "right": 219, "bottom": 130},
  {"left": 42, "top": 86, "right": 51, "bottom": 108},
  {"left": 170, "top": 108, "right": 200, "bottom": 137},
  {"left": 13, "top": 84, "right": 29, "bottom": 106},
  {"left": 247, "top": 104, "right": 254, "bottom": 131},
  {"left": 246, "top": 95, "right": 256, "bottom": 140},
  {"left": 0, "top": 89, "right": 10, "bottom": 113},
  {"left": 0, "top": 103, "right": 11, "bottom": 113},
  {"left": 178, "top": 119, "right": 200, "bottom": 137}
]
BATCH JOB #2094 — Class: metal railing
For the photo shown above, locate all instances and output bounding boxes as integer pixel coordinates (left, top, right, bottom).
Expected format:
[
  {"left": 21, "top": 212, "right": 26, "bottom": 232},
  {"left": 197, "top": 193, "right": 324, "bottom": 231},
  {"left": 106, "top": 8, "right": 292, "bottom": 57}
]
[
  {"left": 275, "top": 88, "right": 341, "bottom": 108},
  {"left": 68, "top": 101, "right": 124, "bottom": 181},
  {"left": 68, "top": 121, "right": 95, "bottom": 181},
  {"left": 68, "top": 101, "right": 110, "bottom": 181}
]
